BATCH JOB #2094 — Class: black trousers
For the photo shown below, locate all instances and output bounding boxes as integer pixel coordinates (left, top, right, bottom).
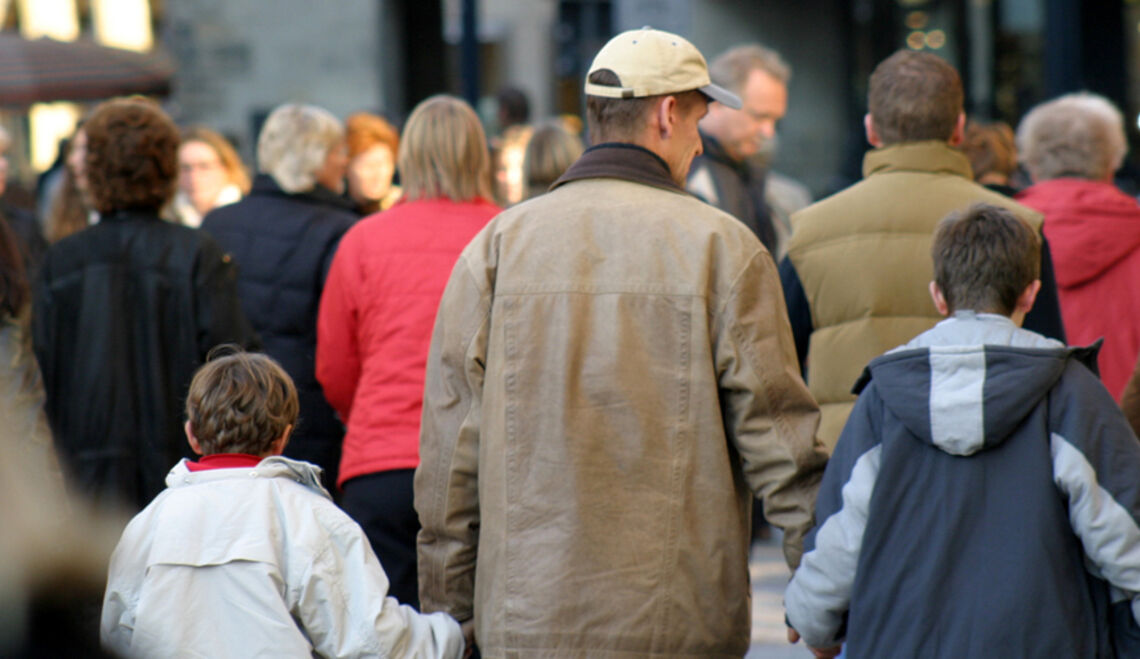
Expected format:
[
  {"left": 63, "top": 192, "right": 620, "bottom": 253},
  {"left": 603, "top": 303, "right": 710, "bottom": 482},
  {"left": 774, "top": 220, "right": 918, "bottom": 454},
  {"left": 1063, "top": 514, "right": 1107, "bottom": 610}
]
[{"left": 340, "top": 468, "right": 420, "bottom": 610}]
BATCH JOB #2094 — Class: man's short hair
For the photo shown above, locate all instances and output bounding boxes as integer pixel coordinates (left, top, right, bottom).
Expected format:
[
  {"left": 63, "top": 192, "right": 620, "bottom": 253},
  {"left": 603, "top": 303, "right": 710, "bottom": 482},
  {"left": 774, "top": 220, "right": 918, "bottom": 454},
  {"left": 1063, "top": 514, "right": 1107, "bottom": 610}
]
[
  {"left": 869, "top": 50, "right": 963, "bottom": 145},
  {"left": 257, "top": 103, "right": 344, "bottom": 194},
  {"left": 1016, "top": 92, "right": 1127, "bottom": 182},
  {"left": 83, "top": 97, "right": 180, "bottom": 214},
  {"left": 185, "top": 349, "right": 299, "bottom": 456},
  {"left": 708, "top": 44, "right": 790, "bottom": 94},
  {"left": 585, "top": 69, "right": 704, "bottom": 144},
  {"left": 931, "top": 204, "right": 1040, "bottom": 315}
]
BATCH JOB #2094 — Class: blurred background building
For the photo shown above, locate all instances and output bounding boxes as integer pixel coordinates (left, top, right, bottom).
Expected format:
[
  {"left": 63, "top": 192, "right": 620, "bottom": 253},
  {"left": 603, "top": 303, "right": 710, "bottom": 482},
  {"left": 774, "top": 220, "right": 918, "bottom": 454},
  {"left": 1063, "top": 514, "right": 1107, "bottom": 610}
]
[{"left": 1, "top": 0, "right": 1138, "bottom": 200}]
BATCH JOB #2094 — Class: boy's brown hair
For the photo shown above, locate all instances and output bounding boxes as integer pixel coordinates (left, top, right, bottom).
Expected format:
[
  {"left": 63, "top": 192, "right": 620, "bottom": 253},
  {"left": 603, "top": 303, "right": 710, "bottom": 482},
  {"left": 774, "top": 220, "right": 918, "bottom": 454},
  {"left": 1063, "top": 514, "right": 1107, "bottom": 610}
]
[
  {"left": 931, "top": 204, "right": 1040, "bottom": 315},
  {"left": 185, "top": 349, "right": 299, "bottom": 455}
]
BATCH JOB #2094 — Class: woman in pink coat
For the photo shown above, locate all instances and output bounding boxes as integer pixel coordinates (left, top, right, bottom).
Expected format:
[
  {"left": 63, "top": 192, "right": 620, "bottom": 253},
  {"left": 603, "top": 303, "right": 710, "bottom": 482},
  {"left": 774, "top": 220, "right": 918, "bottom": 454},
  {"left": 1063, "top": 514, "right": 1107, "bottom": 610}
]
[{"left": 316, "top": 96, "right": 500, "bottom": 608}]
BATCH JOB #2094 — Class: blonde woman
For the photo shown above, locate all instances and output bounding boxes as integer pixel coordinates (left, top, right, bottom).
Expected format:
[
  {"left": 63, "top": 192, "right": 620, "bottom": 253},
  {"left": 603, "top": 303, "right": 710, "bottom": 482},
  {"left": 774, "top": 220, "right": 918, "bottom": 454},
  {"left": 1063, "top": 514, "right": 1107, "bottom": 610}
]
[
  {"left": 522, "top": 119, "right": 584, "bottom": 200},
  {"left": 316, "top": 95, "right": 499, "bottom": 608},
  {"left": 345, "top": 112, "right": 402, "bottom": 215},
  {"left": 171, "top": 126, "right": 251, "bottom": 227},
  {"left": 201, "top": 103, "right": 356, "bottom": 492}
]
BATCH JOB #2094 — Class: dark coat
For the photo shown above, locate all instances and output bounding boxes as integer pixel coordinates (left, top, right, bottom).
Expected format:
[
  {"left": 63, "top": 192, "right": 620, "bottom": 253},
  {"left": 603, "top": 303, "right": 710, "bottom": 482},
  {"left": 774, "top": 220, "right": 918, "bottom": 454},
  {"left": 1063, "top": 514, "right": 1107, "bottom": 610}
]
[
  {"left": 686, "top": 132, "right": 776, "bottom": 251},
  {"left": 32, "top": 210, "right": 257, "bottom": 509},
  {"left": 201, "top": 175, "right": 356, "bottom": 490}
]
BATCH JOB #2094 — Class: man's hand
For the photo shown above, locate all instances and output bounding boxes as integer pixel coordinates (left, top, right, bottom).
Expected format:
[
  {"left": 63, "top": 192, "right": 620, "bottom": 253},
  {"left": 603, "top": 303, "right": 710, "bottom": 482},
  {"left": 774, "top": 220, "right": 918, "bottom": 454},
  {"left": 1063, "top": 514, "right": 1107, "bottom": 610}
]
[
  {"left": 787, "top": 626, "right": 842, "bottom": 658},
  {"left": 461, "top": 618, "right": 476, "bottom": 659}
]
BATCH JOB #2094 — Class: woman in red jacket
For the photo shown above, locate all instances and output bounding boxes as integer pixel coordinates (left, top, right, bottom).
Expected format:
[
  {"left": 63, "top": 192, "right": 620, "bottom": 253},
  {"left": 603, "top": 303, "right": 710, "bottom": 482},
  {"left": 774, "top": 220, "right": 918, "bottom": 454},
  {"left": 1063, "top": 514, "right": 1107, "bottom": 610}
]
[
  {"left": 1015, "top": 92, "right": 1140, "bottom": 400},
  {"left": 316, "top": 95, "right": 500, "bottom": 608}
]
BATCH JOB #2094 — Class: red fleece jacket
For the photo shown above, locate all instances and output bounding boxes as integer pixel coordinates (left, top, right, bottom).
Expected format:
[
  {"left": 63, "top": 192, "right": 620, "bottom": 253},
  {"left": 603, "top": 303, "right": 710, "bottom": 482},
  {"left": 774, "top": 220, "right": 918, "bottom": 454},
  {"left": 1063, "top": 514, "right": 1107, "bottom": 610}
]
[{"left": 316, "top": 198, "right": 500, "bottom": 486}]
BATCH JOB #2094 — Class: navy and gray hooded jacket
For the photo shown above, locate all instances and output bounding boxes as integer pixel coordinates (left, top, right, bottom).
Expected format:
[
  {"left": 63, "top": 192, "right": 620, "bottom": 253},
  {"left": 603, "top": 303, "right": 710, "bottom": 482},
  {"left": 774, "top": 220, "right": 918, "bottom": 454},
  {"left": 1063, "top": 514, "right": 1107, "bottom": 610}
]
[{"left": 785, "top": 312, "right": 1140, "bottom": 658}]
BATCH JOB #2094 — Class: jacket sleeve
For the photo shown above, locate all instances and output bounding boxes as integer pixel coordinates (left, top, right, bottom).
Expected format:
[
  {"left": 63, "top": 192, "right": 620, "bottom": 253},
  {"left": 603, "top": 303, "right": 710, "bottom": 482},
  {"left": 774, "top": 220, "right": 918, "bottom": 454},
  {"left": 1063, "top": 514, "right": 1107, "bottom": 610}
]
[
  {"left": 778, "top": 256, "right": 813, "bottom": 375},
  {"left": 784, "top": 385, "right": 883, "bottom": 649},
  {"left": 415, "top": 254, "right": 490, "bottom": 621},
  {"left": 1023, "top": 236, "right": 1066, "bottom": 343},
  {"left": 716, "top": 250, "right": 829, "bottom": 569},
  {"left": 193, "top": 236, "right": 260, "bottom": 355},
  {"left": 296, "top": 517, "right": 464, "bottom": 658},
  {"left": 1048, "top": 362, "right": 1140, "bottom": 631},
  {"left": 316, "top": 242, "right": 361, "bottom": 421}
]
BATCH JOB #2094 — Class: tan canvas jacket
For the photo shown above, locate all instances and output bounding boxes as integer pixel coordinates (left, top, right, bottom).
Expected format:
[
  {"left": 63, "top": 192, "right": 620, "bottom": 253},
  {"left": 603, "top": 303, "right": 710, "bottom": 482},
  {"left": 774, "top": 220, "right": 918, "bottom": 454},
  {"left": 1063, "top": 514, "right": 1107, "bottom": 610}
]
[
  {"left": 416, "top": 145, "right": 828, "bottom": 658},
  {"left": 787, "top": 141, "right": 1045, "bottom": 447}
]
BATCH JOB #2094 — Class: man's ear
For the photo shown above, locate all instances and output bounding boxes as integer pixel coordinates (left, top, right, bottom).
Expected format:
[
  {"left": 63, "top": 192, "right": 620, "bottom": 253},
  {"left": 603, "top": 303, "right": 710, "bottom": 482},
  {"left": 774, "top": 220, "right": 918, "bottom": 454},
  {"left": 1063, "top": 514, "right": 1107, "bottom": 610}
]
[
  {"left": 948, "top": 112, "right": 967, "bottom": 146},
  {"left": 1016, "top": 279, "right": 1042, "bottom": 315},
  {"left": 184, "top": 420, "right": 204, "bottom": 456},
  {"left": 929, "top": 281, "right": 950, "bottom": 316},
  {"left": 864, "top": 113, "right": 882, "bottom": 148},
  {"left": 657, "top": 95, "right": 678, "bottom": 139}
]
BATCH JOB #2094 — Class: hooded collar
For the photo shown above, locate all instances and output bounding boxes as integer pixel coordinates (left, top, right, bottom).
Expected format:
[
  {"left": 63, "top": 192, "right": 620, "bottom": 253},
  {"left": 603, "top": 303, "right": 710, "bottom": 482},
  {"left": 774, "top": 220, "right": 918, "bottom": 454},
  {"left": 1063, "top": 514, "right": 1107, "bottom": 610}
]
[
  {"left": 857, "top": 311, "right": 1086, "bottom": 457},
  {"left": 166, "top": 455, "right": 331, "bottom": 500},
  {"left": 1016, "top": 178, "right": 1140, "bottom": 287},
  {"left": 551, "top": 142, "right": 686, "bottom": 194},
  {"left": 862, "top": 140, "right": 973, "bottom": 180},
  {"left": 249, "top": 173, "right": 357, "bottom": 212}
]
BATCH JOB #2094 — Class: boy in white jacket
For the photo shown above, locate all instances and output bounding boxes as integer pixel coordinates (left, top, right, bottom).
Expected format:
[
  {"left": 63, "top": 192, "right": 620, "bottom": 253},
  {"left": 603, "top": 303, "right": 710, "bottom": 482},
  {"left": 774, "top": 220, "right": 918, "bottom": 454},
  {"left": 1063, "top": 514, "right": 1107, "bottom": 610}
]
[{"left": 101, "top": 349, "right": 463, "bottom": 658}]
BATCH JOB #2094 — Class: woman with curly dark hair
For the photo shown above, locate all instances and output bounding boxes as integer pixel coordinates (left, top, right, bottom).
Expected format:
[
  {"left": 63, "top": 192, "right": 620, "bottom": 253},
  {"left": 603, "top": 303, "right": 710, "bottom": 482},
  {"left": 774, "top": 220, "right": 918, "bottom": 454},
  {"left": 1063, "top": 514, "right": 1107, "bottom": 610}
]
[{"left": 32, "top": 97, "right": 258, "bottom": 510}]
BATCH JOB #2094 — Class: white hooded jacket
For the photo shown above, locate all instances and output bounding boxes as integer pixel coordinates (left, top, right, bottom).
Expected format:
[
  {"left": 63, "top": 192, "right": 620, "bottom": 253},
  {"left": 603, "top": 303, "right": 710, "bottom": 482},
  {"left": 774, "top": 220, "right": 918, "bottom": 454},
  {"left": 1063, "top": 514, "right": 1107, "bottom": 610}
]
[{"left": 101, "top": 456, "right": 463, "bottom": 658}]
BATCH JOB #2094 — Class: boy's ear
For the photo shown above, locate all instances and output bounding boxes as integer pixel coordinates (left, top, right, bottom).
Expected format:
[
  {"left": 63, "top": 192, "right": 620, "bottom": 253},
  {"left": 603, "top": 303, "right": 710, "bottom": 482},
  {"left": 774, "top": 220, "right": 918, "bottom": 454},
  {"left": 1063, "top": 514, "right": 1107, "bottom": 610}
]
[
  {"left": 268, "top": 424, "right": 294, "bottom": 456},
  {"left": 1016, "top": 279, "right": 1042, "bottom": 315},
  {"left": 184, "top": 420, "right": 204, "bottom": 456},
  {"left": 929, "top": 281, "right": 950, "bottom": 316}
]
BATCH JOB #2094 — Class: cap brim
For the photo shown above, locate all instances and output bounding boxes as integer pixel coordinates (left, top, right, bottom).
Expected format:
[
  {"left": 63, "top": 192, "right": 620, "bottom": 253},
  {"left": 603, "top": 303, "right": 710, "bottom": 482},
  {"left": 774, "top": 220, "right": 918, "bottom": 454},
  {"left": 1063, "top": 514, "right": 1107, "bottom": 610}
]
[{"left": 699, "top": 83, "right": 742, "bottom": 110}]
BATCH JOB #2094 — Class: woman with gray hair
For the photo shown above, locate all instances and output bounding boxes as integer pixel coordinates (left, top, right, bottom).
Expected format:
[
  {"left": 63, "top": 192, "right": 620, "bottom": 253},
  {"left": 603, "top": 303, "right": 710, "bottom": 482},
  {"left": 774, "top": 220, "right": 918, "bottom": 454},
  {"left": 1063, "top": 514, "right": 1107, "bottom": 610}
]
[
  {"left": 1016, "top": 92, "right": 1140, "bottom": 400},
  {"left": 202, "top": 103, "right": 356, "bottom": 491}
]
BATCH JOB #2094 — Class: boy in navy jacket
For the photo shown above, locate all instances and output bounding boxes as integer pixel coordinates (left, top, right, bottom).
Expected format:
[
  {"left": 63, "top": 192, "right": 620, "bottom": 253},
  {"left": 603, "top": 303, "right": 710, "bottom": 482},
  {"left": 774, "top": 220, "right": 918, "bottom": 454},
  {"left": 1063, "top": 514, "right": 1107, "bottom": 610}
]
[{"left": 786, "top": 203, "right": 1140, "bottom": 658}]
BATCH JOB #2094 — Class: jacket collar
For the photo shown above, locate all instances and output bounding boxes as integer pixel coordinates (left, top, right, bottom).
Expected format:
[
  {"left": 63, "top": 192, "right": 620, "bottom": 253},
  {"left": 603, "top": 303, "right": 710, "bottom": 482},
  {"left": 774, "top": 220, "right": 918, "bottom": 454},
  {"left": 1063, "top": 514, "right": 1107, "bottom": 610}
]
[
  {"left": 99, "top": 209, "right": 163, "bottom": 224},
  {"left": 552, "top": 143, "right": 685, "bottom": 194},
  {"left": 249, "top": 173, "right": 357, "bottom": 212},
  {"left": 862, "top": 140, "right": 973, "bottom": 180}
]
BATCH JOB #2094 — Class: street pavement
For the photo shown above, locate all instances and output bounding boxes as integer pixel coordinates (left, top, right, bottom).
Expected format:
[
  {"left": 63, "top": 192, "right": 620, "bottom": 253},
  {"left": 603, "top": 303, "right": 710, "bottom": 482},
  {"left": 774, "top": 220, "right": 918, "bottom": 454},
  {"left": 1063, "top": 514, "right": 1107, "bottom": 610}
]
[{"left": 747, "top": 532, "right": 813, "bottom": 658}]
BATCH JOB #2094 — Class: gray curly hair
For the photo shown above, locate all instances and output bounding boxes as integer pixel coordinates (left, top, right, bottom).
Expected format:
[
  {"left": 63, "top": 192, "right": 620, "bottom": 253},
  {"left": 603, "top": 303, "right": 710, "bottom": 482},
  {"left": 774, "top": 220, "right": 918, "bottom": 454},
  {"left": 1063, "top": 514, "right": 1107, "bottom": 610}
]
[{"left": 1017, "top": 92, "right": 1127, "bottom": 182}]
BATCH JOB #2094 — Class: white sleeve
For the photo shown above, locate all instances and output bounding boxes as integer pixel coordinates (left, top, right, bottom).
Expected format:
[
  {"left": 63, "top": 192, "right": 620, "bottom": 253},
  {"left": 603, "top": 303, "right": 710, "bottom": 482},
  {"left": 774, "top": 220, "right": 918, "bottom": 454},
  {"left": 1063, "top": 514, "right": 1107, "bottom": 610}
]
[
  {"left": 294, "top": 518, "right": 465, "bottom": 659},
  {"left": 100, "top": 542, "right": 139, "bottom": 655}
]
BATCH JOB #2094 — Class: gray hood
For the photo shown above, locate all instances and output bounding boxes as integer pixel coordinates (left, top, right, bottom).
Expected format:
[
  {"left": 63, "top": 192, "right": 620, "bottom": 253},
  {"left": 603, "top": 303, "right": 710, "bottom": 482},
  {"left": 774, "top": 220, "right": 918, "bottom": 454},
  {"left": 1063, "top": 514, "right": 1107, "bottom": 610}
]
[{"left": 858, "top": 312, "right": 1093, "bottom": 456}]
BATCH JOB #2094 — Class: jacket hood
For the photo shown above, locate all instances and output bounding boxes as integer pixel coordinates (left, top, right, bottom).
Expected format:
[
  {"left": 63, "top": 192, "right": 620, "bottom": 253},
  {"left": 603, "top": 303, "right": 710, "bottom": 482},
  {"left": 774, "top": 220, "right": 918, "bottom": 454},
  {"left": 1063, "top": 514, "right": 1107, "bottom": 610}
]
[
  {"left": 166, "top": 455, "right": 332, "bottom": 499},
  {"left": 857, "top": 312, "right": 1086, "bottom": 456},
  {"left": 1017, "top": 179, "right": 1140, "bottom": 287}
]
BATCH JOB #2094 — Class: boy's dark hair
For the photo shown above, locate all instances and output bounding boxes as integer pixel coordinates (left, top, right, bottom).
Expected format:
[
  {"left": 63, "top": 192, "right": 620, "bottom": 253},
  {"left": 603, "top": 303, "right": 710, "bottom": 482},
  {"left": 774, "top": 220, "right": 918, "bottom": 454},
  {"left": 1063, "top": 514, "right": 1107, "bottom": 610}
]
[
  {"left": 185, "top": 348, "right": 299, "bottom": 455},
  {"left": 931, "top": 204, "right": 1040, "bottom": 315},
  {"left": 869, "top": 50, "right": 963, "bottom": 144}
]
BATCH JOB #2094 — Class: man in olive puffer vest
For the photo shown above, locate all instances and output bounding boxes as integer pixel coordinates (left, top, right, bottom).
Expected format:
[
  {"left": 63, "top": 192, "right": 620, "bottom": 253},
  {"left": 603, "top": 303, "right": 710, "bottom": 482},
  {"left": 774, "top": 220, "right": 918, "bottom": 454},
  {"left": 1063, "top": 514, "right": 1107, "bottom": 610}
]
[{"left": 780, "top": 50, "right": 1066, "bottom": 449}]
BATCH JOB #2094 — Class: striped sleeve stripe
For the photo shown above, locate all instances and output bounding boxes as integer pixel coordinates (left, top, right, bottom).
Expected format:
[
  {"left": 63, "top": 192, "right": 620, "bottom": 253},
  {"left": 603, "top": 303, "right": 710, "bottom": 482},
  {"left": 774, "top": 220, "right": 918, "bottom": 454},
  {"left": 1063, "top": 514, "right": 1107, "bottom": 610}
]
[
  {"left": 785, "top": 444, "right": 882, "bottom": 648},
  {"left": 1052, "top": 432, "right": 1140, "bottom": 623}
]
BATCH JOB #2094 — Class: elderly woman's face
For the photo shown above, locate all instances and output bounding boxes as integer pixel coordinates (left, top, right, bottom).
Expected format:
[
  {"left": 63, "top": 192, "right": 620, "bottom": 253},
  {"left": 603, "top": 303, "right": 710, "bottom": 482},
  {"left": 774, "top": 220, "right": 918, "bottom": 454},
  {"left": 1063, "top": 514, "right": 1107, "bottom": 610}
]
[
  {"left": 179, "top": 140, "right": 231, "bottom": 215},
  {"left": 314, "top": 139, "right": 349, "bottom": 195},
  {"left": 346, "top": 144, "right": 395, "bottom": 205}
]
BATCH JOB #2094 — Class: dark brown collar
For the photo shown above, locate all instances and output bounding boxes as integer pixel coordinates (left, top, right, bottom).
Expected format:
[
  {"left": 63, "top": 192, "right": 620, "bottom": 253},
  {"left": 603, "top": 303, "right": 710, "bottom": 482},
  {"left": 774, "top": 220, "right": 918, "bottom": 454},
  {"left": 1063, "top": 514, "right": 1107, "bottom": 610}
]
[{"left": 551, "top": 143, "right": 685, "bottom": 194}]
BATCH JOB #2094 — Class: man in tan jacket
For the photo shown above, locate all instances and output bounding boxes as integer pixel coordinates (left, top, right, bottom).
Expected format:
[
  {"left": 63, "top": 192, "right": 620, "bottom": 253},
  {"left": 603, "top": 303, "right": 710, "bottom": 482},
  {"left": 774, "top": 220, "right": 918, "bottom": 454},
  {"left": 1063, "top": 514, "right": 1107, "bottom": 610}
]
[
  {"left": 781, "top": 50, "right": 1066, "bottom": 448},
  {"left": 416, "top": 27, "right": 829, "bottom": 658}
]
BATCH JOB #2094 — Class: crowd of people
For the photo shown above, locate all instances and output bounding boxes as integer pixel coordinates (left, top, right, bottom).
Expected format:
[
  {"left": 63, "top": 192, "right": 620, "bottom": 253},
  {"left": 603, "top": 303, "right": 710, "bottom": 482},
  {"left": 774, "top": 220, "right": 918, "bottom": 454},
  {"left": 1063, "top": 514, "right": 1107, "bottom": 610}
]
[{"left": 4, "top": 23, "right": 1140, "bottom": 659}]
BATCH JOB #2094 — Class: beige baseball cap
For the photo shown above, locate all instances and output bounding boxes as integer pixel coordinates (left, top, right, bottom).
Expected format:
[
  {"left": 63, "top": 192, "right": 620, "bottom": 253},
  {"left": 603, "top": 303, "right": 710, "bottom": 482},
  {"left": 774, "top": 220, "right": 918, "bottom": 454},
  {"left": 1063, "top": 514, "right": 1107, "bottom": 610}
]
[{"left": 585, "top": 27, "right": 742, "bottom": 109}]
